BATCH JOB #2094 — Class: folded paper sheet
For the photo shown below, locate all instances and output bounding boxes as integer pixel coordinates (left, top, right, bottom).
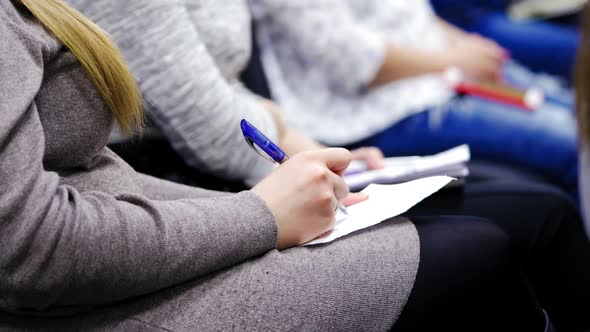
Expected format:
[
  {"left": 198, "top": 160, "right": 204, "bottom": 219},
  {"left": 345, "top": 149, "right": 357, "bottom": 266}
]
[
  {"left": 344, "top": 145, "right": 469, "bottom": 191},
  {"left": 305, "top": 176, "right": 454, "bottom": 246}
]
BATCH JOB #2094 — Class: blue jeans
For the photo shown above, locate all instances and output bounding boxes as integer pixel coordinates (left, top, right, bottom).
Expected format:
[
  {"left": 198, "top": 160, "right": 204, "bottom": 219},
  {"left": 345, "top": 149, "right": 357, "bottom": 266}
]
[
  {"left": 352, "top": 63, "right": 578, "bottom": 192},
  {"left": 431, "top": 0, "right": 579, "bottom": 80}
]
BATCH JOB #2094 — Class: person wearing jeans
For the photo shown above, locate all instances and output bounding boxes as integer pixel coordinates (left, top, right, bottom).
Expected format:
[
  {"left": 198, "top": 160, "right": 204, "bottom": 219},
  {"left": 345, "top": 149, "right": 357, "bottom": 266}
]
[
  {"left": 349, "top": 62, "right": 577, "bottom": 193},
  {"left": 250, "top": 0, "right": 579, "bottom": 194}
]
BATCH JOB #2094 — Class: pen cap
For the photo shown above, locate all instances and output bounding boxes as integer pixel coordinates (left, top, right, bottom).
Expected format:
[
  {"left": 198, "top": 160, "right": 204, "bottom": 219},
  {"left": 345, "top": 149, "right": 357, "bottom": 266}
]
[{"left": 241, "top": 119, "right": 287, "bottom": 163}]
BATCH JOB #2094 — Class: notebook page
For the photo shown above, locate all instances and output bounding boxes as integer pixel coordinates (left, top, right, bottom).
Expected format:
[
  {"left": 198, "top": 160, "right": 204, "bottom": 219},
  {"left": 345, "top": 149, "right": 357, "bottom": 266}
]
[{"left": 304, "top": 176, "right": 454, "bottom": 246}]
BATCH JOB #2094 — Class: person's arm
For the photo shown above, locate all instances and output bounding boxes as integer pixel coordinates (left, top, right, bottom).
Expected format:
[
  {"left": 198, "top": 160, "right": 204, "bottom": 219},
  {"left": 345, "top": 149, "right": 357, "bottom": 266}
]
[
  {"left": 368, "top": 45, "right": 450, "bottom": 88},
  {"left": 67, "top": 0, "right": 277, "bottom": 183},
  {"left": 135, "top": 172, "right": 233, "bottom": 200},
  {"left": 436, "top": 17, "right": 468, "bottom": 45},
  {"left": 371, "top": 18, "right": 508, "bottom": 87},
  {"left": 257, "top": 99, "right": 323, "bottom": 153},
  {"left": 0, "top": 17, "right": 277, "bottom": 313},
  {"left": 252, "top": 0, "right": 506, "bottom": 88}
]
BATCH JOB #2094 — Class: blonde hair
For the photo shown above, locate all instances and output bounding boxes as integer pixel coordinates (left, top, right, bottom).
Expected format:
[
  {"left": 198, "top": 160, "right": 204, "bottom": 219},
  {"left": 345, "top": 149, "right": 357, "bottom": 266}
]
[
  {"left": 576, "top": 5, "right": 590, "bottom": 144},
  {"left": 19, "top": 0, "right": 143, "bottom": 134}
]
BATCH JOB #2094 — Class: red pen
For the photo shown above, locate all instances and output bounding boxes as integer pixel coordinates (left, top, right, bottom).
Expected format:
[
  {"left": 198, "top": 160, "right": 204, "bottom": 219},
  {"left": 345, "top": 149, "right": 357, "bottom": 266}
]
[{"left": 442, "top": 67, "right": 544, "bottom": 111}]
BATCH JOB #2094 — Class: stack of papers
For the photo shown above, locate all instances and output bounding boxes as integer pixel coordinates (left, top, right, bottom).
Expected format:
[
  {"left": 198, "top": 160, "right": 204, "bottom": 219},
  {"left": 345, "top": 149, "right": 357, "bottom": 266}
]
[
  {"left": 344, "top": 145, "right": 470, "bottom": 191},
  {"left": 305, "top": 176, "right": 454, "bottom": 246}
]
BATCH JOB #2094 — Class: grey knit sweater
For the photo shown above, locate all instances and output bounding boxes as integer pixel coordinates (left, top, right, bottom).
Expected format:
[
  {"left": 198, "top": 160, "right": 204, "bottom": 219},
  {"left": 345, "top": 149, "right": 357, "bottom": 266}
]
[
  {"left": 0, "top": 1, "right": 419, "bottom": 331},
  {"left": 66, "top": 0, "right": 278, "bottom": 185}
]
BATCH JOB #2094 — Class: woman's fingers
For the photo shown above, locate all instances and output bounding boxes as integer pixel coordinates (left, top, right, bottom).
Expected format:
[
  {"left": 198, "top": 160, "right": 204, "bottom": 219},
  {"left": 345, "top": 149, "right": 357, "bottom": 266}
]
[
  {"left": 350, "top": 147, "right": 385, "bottom": 170},
  {"left": 469, "top": 33, "right": 506, "bottom": 60},
  {"left": 328, "top": 170, "right": 350, "bottom": 202},
  {"left": 342, "top": 192, "right": 369, "bottom": 207},
  {"left": 309, "top": 148, "right": 352, "bottom": 174}
]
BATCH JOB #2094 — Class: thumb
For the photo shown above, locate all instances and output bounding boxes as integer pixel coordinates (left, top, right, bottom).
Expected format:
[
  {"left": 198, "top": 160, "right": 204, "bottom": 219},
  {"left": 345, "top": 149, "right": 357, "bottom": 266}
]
[{"left": 309, "top": 148, "right": 353, "bottom": 174}]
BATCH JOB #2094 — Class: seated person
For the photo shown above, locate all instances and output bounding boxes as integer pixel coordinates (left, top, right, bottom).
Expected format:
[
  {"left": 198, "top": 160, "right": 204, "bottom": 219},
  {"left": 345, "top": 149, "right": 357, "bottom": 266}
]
[
  {"left": 1, "top": 1, "right": 589, "bottom": 331},
  {"left": 249, "top": 0, "right": 579, "bottom": 194},
  {"left": 65, "top": 0, "right": 384, "bottom": 189}
]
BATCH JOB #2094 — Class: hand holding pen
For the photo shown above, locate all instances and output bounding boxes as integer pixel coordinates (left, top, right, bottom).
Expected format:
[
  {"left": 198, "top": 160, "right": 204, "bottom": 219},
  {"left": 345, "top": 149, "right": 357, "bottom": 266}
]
[
  {"left": 241, "top": 119, "right": 350, "bottom": 216},
  {"left": 242, "top": 119, "right": 354, "bottom": 249}
]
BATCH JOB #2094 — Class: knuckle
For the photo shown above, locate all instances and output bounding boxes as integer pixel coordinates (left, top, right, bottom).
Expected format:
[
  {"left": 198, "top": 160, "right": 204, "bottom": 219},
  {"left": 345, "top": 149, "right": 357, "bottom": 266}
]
[
  {"left": 317, "top": 190, "right": 334, "bottom": 205},
  {"left": 320, "top": 206, "right": 335, "bottom": 220},
  {"left": 311, "top": 166, "right": 329, "bottom": 183}
]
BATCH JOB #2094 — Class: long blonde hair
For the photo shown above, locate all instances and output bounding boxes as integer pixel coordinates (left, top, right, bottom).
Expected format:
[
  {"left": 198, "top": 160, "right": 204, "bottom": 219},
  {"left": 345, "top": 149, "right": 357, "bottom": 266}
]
[
  {"left": 576, "top": 5, "right": 590, "bottom": 144},
  {"left": 18, "top": 0, "right": 143, "bottom": 134}
]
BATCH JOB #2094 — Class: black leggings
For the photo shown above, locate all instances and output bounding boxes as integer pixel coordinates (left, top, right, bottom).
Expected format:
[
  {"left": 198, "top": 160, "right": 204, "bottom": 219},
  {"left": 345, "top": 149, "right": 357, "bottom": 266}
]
[{"left": 394, "top": 180, "right": 590, "bottom": 332}]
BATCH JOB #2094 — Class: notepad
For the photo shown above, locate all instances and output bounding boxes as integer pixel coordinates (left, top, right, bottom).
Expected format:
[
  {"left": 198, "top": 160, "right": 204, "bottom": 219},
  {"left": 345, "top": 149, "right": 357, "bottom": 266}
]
[
  {"left": 305, "top": 176, "right": 454, "bottom": 246},
  {"left": 344, "top": 145, "right": 470, "bottom": 191}
]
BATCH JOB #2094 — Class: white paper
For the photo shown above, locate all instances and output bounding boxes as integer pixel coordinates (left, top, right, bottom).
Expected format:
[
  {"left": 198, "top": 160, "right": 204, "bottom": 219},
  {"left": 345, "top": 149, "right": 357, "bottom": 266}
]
[
  {"left": 304, "top": 176, "right": 454, "bottom": 246},
  {"left": 344, "top": 145, "right": 470, "bottom": 191}
]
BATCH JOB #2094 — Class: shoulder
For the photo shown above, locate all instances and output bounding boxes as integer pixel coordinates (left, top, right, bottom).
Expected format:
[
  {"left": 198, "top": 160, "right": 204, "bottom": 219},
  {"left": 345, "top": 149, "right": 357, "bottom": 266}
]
[
  {"left": 0, "top": 0, "right": 60, "bottom": 60},
  {"left": 0, "top": 0, "right": 61, "bottom": 114},
  {"left": 0, "top": 1, "right": 43, "bottom": 75},
  {"left": 0, "top": 0, "right": 36, "bottom": 34},
  {"left": 0, "top": 0, "right": 24, "bottom": 18}
]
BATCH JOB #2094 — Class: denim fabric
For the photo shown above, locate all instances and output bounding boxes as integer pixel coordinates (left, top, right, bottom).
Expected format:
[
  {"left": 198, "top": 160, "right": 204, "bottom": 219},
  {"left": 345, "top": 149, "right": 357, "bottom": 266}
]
[
  {"left": 502, "top": 62, "right": 574, "bottom": 109},
  {"left": 431, "top": 1, "right": 579, "bottom": 80},
  {"left": 431, "top": 0, "right": 508, "bottom": 12},
  {"left": 352, "top": 63, "right": 577, "bottom": 192}
]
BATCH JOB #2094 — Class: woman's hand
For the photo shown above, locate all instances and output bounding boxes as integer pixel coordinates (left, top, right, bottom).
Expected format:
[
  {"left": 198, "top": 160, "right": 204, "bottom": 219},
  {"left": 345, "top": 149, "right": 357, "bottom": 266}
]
[
  {"left": 350, "top": 147, "right": 385, "bottom": 170},
  {"left": 444, "top": 33, "right": 507, "bottom": 82},
  {"left": 252, "top": 148, "right": 352, "bottom": 249}
]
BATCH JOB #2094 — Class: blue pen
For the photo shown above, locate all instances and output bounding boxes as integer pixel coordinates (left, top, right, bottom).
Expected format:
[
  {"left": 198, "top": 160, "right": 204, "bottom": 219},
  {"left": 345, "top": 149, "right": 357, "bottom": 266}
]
[{"left": 240, "top": 119, "right": 349, "bottom": 216}]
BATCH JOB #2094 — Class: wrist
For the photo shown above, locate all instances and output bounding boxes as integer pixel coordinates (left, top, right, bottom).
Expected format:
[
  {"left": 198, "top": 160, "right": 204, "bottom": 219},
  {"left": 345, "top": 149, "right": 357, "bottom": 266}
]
[
  {"left": 251, "top": 184, "right": 283, "bottom": 249},
  {"left": 438, "top": 50, "right": 457, "bottom": 71},
  {"left": 281, "top": 129, "right": 324, "bottom": 156},
  {"left": 260, "top": 99, "right": 288, "bottom": 140}
]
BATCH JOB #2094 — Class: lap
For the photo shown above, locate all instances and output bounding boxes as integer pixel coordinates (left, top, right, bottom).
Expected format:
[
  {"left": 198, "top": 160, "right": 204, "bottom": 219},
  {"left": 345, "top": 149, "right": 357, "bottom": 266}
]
[
  {"left": 359, "top": 96, "right": 577, "bottom": 190},
  {"left": 394, "top": 216, "right": 546, "bottom": 331},
  {"left": 407, "top": 178, "right": 578, "bottom": 259},
  {"left": 402, "top": 182, "right": 590, "bottom": 331},
  {"left": 0, "top": 218, "right": 420, "bottom": 331}
]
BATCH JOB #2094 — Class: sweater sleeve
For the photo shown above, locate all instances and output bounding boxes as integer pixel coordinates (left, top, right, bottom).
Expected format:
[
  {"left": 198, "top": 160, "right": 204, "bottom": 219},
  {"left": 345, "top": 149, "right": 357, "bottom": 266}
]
[
  {"left": 249, "top": 0, "right": 388, "bottom": 94},
  {"left": 136, "top": 172, "right": 233, "bottom": 200},
  {"left": 0, "top": 15, "right": 277, "bottom": 314},
  {"left": 67, "top": 0, "right": 277, "bottom": 183}
]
